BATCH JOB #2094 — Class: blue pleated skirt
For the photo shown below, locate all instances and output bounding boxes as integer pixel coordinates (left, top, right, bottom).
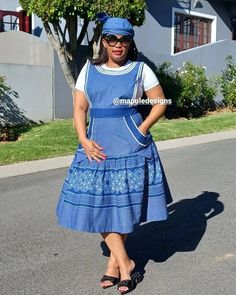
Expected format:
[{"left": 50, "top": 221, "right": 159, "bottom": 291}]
[{"left": 56, "top": 141, "right": 173, "bottom": 234}]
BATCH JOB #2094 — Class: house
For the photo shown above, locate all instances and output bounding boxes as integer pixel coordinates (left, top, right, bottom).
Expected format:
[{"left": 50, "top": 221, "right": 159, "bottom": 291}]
[
  {"left": 133, "top": 0, "right": 236, "bottom": 78},
  {"left": 0, "top": 0, "right": 236, "bottom": 123}
]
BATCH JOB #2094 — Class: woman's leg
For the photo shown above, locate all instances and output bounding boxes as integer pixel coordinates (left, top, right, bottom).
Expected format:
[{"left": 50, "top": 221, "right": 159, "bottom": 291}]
[
  {"left": 100, "top": 232, "right": 135, "bottom": 292},
  {"left": 100, "top": 233, "right": 128, "bottom": 288},
  {"left": 108, "top": 233, "right": 128, "bottom": 269}
]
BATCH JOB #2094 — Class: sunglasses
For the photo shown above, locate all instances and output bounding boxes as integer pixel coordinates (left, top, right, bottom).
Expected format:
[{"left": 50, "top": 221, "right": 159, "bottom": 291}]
[{"left": 104, "top": 34, "right": 133, "bottom": 47}]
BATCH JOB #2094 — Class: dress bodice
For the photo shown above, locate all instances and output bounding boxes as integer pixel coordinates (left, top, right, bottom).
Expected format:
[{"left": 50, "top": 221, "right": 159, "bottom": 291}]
[
  {"left": 85, "top": 60, "right": 144, "bottom": 108},
  {"left": 75, "top": 59, "right": 156, "bottom": 160}
]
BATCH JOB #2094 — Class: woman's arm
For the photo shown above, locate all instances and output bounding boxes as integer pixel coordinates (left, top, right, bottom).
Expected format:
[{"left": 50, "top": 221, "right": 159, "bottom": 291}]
[
  {"left": 73, "top": 89, "right": 89, "bottom": 143},
  {"left": 73, "top": 89, "right": 107, "bottom": 162},
  {"left": 138, "top": 84, "right": 167, "bottom": 135}
]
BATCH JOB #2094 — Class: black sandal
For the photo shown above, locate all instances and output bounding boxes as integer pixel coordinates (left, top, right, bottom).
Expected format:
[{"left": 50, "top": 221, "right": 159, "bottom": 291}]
[
  {"left": 100, "top": 274, "right": 120, "bottom": 289},
  {"left": 117, "top": 272, "right": 142, "bottom": 294}
]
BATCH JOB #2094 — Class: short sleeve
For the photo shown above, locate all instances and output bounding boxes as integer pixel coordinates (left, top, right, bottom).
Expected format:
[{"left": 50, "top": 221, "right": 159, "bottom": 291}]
[
  {"left": 142, "top": 63, "right": 160, "bottom": 91},
  {"left": 75, "top": 60, "right": 88, "bottom": 92}
]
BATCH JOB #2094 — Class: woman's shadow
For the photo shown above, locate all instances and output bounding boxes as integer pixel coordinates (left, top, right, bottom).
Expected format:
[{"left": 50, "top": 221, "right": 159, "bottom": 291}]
[{"left": 101, "top": 191, "right": 224, "bottom": 277}]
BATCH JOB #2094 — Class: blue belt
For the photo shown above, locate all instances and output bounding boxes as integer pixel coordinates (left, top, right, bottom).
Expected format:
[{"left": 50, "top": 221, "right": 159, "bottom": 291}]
[{"left": 89, "top": 107, "right": 138, "bottom": 118}]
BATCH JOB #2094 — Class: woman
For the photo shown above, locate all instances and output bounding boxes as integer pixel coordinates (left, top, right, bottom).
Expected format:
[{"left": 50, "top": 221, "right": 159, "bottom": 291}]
[{"left": 56, "top": 15, "right": 173, "bottom": 294}]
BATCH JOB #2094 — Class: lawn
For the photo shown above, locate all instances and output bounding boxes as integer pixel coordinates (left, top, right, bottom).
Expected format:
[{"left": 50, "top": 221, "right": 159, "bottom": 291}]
[{"left": 0, "top": 111, "right": 235, "bottom": 165}]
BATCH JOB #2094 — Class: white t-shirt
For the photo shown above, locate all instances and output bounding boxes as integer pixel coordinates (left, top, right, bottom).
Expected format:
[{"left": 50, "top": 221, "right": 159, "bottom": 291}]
[{"left": 75, "top": 60, "right": 160, "bottom": 99}]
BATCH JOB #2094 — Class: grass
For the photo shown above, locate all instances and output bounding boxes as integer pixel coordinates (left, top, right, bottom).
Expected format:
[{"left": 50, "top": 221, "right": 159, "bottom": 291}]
[
  {"left": 0, "top": 111, "right": 236, "bottom": 165},
  {"left": 151, "top": 111, "right": 236, "bottom": 141},
  {"left": 0, "top": 120, "right": 79, "bottom": 165}
]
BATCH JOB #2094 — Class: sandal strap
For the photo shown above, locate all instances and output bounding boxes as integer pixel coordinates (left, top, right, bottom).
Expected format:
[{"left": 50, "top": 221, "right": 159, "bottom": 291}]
[
  {"left": 101, "top": 275, "right": 119, "bottom": 283},
  {"left": 117, "top": 279, "right": 132, "bottom": 288}
]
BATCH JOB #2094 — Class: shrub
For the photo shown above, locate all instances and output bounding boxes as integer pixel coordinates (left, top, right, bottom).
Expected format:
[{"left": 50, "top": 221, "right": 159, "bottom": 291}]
[
  {"left": 0, "top": 76, "right": 11, "bottom": 93},
  {"left": 220, "top": 55, "right": 236, "bottom": 111},
  {"left": 154, "top": 62, "right": 182, "bottom": 119},
  {"left": 1, "top": 77, "right": 35, "bottom": 142},
  {"left": 155, "top": 61, "right": 217, "bottom": 119},
  {"left": 176, "top": 61, "right": 217, "bottom": 118},
  {"left": 0, "top": 76, "right": 10, "bottom": 141}
]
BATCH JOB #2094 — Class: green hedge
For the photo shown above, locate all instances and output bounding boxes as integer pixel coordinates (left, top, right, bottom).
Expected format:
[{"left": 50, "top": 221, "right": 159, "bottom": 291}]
[
  {"left": 152, "top": 56, "right": 236, "bottom": 119},
  {"left": 220, "top": 55, "right": 236, "bottom": 110}
]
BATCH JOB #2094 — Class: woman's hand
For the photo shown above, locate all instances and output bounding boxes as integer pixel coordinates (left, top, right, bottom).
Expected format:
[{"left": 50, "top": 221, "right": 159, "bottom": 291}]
[
  {"left": 80, "top": 138, "right": 107, "bottom": 162},
  {"left": 138, "top": 124, "right": 149, "bottom": 136}
]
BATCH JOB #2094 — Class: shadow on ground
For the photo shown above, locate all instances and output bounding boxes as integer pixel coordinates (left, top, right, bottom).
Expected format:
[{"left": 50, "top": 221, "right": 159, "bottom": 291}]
[{"left": 100, "top": 191, "right": 224, "bottom": 277}]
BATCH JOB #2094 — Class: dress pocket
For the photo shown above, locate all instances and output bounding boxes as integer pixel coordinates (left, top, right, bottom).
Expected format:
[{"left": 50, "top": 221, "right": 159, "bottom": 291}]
[{"left": 123, "top": 112, "right": 151, "bottom": 147}]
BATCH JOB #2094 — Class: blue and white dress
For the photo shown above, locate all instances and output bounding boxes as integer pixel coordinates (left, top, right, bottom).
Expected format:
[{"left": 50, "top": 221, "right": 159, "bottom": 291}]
[{"left": 56, "top": 59, "right": 173, "bottom": 234}]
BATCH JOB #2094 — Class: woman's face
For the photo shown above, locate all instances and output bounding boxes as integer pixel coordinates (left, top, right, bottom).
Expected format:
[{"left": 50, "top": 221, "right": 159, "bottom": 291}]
[{"left": 102, "top": 34, "right": 132, "bottom": 63}]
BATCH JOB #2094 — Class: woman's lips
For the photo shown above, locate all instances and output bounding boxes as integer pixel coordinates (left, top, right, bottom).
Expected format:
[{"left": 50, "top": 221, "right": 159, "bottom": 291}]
[{"left": 112, "top": 50, "right": 123, "bottom": 56}]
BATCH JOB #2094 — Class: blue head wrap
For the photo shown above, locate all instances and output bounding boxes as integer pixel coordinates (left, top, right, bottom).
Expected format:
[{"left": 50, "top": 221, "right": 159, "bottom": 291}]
[{"left": 96, "top": 12, "right": 135, "bottom": 37}]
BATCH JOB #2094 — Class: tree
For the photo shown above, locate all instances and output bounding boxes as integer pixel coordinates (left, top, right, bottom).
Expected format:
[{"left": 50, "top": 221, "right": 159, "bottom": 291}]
[{"left": 19, "top": 0, "right": 146, "bottom": 90}]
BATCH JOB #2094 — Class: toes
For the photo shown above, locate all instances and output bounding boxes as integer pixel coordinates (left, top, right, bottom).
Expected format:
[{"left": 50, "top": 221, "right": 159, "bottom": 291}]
[
  {"left": 101, "top": 281, "right": 113, "bottom": 287},
  {"left": 119, "top": 286, "right": 128, "bottom": 292}
]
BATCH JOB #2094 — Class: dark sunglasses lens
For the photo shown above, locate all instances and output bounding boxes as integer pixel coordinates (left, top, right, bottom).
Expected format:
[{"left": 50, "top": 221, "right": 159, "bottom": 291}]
[
  {"left": 106, "top": 35, "right": 118, "bottom": 46},
  {"left": 120, "top": 36, "right": 132, "bottom": 45},
  {"left": 105, "top": 35, "right": 132, "bottom": 46}
]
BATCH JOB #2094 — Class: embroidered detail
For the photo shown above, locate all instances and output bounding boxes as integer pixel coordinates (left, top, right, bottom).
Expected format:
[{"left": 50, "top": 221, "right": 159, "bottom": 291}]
[
  {"left": 65, "top": 159, "right": 162, "bottom": 195},
  {"left": 95, "top": 62, "right": 137, "bottom": 75},
  {"left": 147, "top": 162, "right": 163, "bottom": 184}
]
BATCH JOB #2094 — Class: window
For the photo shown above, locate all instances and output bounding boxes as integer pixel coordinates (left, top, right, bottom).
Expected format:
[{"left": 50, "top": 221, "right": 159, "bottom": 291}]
[
  {"left": 0, "top": 10, "right": 31, "bottom": 33},
  {"left": 0, "top": 14, "right": 19, "bottom": 31},
  {"left": 174, "top": 12, "right": 212, "bottom": 53}
]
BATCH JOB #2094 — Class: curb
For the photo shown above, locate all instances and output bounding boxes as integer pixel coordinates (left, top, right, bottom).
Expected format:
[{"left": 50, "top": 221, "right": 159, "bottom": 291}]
[
  {"left": 156, "top": 129, "right": 236, "bottom": 151},
  {"left": 0, "top": 129, "right": 235, "bottom": 179}
]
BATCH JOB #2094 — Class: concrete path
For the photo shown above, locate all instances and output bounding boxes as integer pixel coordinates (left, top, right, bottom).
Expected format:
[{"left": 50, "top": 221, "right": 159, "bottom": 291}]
[{"left": 0, "top": 129, "right": 235, "bottom": 179}]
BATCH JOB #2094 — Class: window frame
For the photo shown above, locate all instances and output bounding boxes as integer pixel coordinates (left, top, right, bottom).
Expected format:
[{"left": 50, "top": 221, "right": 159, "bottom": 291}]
[{"left": 171, "top": 8, "right": 217, "bottom": 55}]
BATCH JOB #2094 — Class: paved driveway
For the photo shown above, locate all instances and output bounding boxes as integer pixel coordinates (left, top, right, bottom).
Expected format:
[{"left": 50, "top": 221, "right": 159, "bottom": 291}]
[{"left": 0, "top": 139, "right": 235, "bottom": 295}]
